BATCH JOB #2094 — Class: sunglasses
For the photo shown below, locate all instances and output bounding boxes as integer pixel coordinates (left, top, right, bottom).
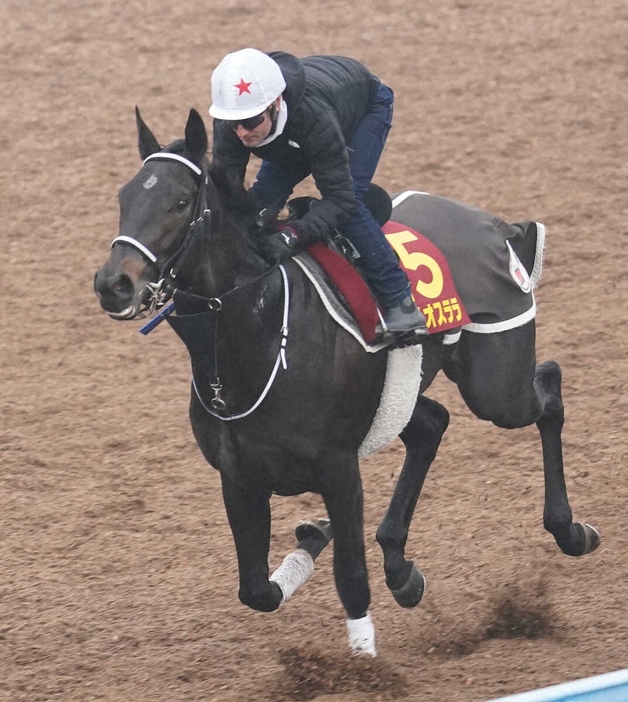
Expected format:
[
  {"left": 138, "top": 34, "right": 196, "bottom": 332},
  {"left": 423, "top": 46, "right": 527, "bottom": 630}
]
[{"left": 227, "top": 111, "right": 267, "bottom": 130}]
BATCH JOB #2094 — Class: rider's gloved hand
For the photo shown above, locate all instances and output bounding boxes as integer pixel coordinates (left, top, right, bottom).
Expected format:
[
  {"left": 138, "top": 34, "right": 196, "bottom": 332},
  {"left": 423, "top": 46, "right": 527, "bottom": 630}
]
[{"left": 262, "top": 225, "right": 302, "bottom": 264}]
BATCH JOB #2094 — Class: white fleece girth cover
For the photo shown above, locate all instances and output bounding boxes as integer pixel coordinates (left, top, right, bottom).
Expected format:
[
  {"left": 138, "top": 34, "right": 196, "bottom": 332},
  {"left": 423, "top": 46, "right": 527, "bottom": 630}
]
[{"left": 359, "top": 345, "right": 423, "bottom": 457}]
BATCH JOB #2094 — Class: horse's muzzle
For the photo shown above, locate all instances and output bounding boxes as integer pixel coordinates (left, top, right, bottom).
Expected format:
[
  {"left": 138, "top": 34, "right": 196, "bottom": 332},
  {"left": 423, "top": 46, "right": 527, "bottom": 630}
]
[{"left": 93, "top": 267, "right": 142, "bottom": 319}]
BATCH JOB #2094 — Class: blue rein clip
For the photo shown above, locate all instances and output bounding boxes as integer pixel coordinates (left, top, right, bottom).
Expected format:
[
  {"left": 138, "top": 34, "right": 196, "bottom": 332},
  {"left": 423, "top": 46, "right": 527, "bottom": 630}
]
[{"left": 139, "top": 301, "right": 176, "bottom": 335}]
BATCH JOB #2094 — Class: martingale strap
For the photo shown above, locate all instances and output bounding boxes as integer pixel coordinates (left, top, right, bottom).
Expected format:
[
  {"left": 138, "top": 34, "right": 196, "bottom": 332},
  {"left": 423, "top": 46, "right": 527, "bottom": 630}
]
[{"left": 187, "top": 264, "right": 291, "bottom": 422}]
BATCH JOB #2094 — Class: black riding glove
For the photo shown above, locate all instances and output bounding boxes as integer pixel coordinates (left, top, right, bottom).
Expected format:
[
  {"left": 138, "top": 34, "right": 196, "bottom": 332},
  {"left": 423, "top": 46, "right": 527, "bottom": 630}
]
[{"left": 262, "top": 225, "right": 302, "bottom": 264}]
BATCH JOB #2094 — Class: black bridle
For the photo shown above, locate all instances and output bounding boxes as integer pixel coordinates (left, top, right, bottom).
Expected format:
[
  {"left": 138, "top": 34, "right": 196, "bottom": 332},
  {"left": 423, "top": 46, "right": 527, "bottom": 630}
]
[
  {"left": 111, "top": 152, "right": 291, "bottom": 419},
  {"left": 109, "top": 152, "right": 212, "bottom": 315}
]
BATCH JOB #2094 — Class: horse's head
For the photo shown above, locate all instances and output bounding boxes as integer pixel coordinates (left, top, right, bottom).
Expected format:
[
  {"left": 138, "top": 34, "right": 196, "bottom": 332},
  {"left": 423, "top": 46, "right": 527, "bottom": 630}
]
[{"left": 94, "top": 107, "right": 212, "bottom": 319}]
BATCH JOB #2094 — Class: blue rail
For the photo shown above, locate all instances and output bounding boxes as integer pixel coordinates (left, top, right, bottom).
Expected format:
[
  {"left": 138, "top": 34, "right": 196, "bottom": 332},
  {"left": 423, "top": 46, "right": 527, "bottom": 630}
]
[{"left": 487, "top": 669, "right": 628, "bottom": 702}]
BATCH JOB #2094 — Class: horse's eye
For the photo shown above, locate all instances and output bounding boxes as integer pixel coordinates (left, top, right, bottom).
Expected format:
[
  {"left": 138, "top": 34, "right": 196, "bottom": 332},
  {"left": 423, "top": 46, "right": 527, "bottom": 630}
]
[{"left": 174, "top": 199, "right": 190, "bottom": 212}]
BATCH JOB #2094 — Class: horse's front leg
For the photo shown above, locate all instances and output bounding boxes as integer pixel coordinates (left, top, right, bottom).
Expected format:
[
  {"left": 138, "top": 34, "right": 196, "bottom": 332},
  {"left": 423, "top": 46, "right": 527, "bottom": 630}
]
[
  {"left": 321, "top": 453, "right": 376, "bottom": 656},
  {"left": 220, "top": 473, "right": 283, "bottom": 612},
  {"left": 220, "top": 472, "right": 320, "bottom": 612}
]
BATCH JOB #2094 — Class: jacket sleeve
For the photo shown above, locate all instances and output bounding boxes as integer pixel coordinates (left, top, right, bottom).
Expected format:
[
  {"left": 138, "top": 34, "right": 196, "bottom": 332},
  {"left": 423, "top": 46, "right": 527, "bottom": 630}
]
[
  {"left": 291, "top": 101, "right": 356, "bottom": 244},
  {"left": 211, "top": 119, "right": 251, "bottom": 183}
]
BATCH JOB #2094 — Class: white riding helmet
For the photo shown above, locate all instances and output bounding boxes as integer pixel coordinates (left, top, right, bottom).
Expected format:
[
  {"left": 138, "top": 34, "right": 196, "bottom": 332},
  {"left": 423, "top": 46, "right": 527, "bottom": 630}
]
[{"left": 209, "top": 48, "right": 287, "bottom": 121}]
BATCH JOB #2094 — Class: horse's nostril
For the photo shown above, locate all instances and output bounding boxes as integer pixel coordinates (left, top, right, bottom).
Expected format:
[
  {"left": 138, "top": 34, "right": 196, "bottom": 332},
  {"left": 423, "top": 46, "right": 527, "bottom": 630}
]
[{"left": 113, "top": 273, "right": 134, "bottom": 296}]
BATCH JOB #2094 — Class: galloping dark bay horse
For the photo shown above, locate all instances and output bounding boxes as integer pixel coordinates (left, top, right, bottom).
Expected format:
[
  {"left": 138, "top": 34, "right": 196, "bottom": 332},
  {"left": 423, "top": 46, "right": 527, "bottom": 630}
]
[{"left": 94, "top": 108, "right": 599, "bottom": 656}]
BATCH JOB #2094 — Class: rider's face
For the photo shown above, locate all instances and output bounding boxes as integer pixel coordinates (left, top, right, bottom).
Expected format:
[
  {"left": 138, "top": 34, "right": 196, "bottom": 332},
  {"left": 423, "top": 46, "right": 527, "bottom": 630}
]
[{"left": 233, "top": 103, "right": 276, "bottom": 147}]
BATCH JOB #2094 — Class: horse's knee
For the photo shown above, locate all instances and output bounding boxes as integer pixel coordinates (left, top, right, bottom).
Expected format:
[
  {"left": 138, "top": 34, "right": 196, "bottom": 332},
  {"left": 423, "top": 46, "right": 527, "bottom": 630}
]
[
  {"left": 537, "top": 397, "right": 564, "bottom": 430},
  {"left": 535, "top": 360, "right": 562, "bottom": 388},
  {"left": 401, "top": 397, "right": 450, "bottom": 450},
  {"left": 238, "top": 581, "right": 283, "bottom": 612},
  {"left": 424, "top": 400, "right": 450, "bottom": 435}
]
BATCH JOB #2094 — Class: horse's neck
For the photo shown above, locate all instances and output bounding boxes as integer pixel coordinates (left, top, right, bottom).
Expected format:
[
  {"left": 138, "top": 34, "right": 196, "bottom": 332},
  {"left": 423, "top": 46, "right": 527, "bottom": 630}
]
[{"left": 194, "top": 222, "right": 268, "bottom": 299}]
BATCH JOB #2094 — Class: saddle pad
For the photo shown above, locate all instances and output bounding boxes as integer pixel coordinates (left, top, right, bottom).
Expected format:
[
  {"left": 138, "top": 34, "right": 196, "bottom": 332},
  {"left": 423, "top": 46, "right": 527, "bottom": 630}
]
[
  {"left": 293, "top": 253, "right": 389, "bottom": 353},
  {"left": 304, "top": 232, "right": 469, "bottom": 339},
  {"left": 300, "top": 191, "right": 543, "bottom": 341},
  {"left": 305, "top": 241, "right": 380, "bottom": 342}
]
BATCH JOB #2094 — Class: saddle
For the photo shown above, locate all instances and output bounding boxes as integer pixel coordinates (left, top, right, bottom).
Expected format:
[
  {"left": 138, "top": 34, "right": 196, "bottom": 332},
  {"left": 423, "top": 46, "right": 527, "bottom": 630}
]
[{"left": 280, "top": 185, "right": 469, "bottom": 345}]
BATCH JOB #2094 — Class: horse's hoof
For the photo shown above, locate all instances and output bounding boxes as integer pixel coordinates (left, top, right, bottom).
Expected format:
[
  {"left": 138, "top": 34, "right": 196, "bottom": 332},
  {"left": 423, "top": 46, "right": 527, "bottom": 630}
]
[
  {"left": 389, "top": 561, "right": 426, "bottom": 608},
  {"left": 579, "top": 522, "right": 601, "bottom": 555},
  {"left": 295, "top": 518, "right": 333, "bottom": 545}
]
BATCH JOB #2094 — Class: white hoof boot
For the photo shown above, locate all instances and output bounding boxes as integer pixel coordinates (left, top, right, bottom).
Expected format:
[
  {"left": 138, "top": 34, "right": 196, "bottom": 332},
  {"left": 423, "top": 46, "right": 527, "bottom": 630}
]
[{"left": 346, "top": 612, "right": 377, "bottom": 657}]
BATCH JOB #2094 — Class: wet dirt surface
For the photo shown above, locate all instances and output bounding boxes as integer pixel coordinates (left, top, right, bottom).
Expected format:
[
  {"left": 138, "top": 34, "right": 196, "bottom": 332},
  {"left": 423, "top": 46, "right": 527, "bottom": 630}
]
[{"left": 2, "top": 0, "right": 627, "bottom": 700}]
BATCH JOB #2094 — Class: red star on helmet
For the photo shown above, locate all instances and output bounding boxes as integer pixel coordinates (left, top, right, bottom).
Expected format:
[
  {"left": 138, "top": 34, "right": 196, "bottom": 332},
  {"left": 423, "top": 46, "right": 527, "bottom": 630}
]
[{"left": 235, "top": 78, "right": 252, "bottom": 95}]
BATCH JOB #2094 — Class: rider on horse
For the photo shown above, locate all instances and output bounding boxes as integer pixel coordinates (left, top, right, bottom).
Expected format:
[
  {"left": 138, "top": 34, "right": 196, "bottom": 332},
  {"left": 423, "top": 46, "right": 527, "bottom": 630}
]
[{"left": 208, "top": 48, "right": 428, "bottom": 336}]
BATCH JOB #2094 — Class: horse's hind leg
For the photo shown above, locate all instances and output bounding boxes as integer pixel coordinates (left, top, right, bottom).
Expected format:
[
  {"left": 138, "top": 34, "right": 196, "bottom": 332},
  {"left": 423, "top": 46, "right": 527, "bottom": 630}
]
[
  {"left": 449, "top": 325, "right": 599, "bottom": 557},
  {"left": 376, "top": 395, "right": 450, "bottom": 607},
  {"left": 534, "top": 360, "right": 600, "bottom": 556}
]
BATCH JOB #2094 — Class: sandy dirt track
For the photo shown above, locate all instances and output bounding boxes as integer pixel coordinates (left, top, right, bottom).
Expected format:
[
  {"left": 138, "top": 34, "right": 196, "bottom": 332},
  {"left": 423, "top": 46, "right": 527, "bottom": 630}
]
[{"left": 1, "top": 0, "right": 627, "bottom": 700}]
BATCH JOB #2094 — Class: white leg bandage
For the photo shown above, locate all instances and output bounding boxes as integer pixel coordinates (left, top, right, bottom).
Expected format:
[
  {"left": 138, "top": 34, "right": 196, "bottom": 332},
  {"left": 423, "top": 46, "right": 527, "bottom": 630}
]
[
  {"left": 346, "top": 612, "right": 377, "bottom": 657},
  {"left": 269, "top": 548, "right": 315, "bottom": 603}
]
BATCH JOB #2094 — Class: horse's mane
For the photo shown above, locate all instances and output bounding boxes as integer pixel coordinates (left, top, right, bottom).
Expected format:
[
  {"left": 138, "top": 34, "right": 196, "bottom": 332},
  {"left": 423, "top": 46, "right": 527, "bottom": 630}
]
[{"left": 207, "top": 162, "right": 260, "bottom": 223}]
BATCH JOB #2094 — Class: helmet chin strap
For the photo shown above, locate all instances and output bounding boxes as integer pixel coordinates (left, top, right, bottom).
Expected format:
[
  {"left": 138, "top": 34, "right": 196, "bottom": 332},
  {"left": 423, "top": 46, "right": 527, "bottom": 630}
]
[
  {"left": 256, "top": 97, "right": 287, "bottom": 148},
  {"left": 269, "top": 102, "right": 279, "bottom": 136}
]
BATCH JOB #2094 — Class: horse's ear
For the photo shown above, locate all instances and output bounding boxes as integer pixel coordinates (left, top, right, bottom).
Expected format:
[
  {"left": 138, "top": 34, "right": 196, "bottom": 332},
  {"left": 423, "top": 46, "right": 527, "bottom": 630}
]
[
  {"left": 184, "top": 108, "right": 208, "bottom": 165},
  {"left": 135, "top": 106, "right": 161, "bottom": 160}
]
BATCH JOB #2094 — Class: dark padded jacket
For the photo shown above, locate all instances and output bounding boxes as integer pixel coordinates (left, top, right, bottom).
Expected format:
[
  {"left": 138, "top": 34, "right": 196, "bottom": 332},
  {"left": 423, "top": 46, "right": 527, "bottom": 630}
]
[{"left": 211, "top": 52, "right": 383, "bottom": 243}]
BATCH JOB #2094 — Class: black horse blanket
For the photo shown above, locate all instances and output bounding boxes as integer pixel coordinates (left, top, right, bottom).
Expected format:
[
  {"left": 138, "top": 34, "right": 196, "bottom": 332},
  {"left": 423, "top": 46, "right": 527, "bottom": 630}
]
[{"left": 389, "top": 191, "right": 544, "bottom": 334}]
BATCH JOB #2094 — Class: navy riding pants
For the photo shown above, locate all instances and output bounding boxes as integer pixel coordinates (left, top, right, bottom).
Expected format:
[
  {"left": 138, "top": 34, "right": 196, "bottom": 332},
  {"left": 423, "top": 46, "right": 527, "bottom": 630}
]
[{"left": 250, "top": 82, "right": 410, "bottom": 307}]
